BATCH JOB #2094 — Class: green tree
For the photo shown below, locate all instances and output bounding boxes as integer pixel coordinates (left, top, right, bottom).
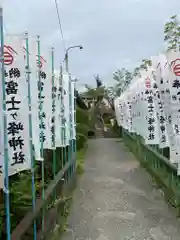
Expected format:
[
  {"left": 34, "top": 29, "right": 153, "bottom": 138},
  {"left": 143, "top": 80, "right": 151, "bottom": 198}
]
[
  {"left": 132, "top": 59, "right": 152, "bottom": 77},
  {"left": 112, "top": 68, "right": 133, "bottom": 96},
  {"left": 133, "top": 67, "right": 141, "bottom": 77},
  {"left": 108, "top": 14, "right": 180, "bottom": 102},
  {"left": 84, "top": 75, "right": 105, "bottom": 106},
  {"left": 82, "top": 75, "right": 106, "bottom": 130},
  {"left": 164, "top": 14, "right": 180, "bottom": 51},
  {"left": 104, "top": 86, "right": 116, "bottom": 109},
  {"left": 108, "top": 58, "right": 152, "bottom": 99},
  {"left": 139, "top": 59, "right": 152, "bottom": 70}
]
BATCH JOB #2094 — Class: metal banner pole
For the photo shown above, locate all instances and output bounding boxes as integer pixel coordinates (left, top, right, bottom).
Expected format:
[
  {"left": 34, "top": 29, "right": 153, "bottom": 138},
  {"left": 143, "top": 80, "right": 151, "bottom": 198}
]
[
  {"left": 24, "top": 32, "right": 37, "bottom": 240},
  {"left": 51, "top": 47, "right": 57, "bottom": 198},
  {"left": 0, "top": 6, "right": 11, "bottom": 240},
  {"left": 36, "top": 35, "right": 45, "bottom": 232}
]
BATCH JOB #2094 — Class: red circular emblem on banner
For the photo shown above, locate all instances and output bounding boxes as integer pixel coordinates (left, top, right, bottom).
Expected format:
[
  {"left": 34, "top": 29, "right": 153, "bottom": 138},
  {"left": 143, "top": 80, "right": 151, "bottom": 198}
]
[
  {"left": 145, "top": 77, "right": 151, "bottom": 88},
  {"left": 171, "top": 58, "right": 180, "bottom": 76},
  {"left": 2, "top": 45, "right": 18, "bottom": 65},
  {"left": 36, "top": 55, "right": 46, "bottom": 68}
]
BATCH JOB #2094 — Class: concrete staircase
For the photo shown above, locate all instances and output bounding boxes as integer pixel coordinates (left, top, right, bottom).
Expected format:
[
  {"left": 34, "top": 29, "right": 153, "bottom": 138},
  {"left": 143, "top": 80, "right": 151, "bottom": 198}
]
[{"left": 95, "top": 126, "right": 105, "bottom": 138}]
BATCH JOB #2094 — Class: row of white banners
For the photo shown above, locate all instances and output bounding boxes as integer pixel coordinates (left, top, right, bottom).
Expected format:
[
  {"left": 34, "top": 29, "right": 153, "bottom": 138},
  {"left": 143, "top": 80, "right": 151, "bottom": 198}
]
[
  {"left": 114, "top": 51, "right": 180, "bottom": 175},
  {"left": 0, "top": 34, "right": 76, "bottom": 179}
]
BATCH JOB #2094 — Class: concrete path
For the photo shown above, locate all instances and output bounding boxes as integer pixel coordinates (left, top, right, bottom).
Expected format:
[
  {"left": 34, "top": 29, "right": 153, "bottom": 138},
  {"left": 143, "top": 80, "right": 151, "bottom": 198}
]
[{"left": 63, "top": 139, "right": 180, "bottom": 240}]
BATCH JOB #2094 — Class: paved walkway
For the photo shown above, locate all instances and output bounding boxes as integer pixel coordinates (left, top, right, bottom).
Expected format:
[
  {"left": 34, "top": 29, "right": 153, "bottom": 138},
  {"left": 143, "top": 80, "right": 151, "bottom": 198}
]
[{"left": 63, "top": 139, "right": 180, "bottom": 240}]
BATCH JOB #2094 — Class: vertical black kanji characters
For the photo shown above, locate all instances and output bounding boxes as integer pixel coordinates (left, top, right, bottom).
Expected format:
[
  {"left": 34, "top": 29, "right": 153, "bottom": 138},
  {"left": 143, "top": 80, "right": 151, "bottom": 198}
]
[
  {"left": 146, "top": 89, "right": 156, "bottom": 142},
  {"left": 148, "top": 133, "right": 155, "bottom": 140},
  {"left": 7, "top": 122, "right": 24, "bottom": 136},
  {"left": 6, "top": 96, "right": 21, "bottom": 111},
  {"left": 9, "top": 68, "right": 21, "bottom": 78},
  {"left": 161, "top": 135, "right": 166, "bottom": 143},
  {"left": 8, "top": 136, "right": 24, "bottom": 151},
  {"left": 174, "top": 124, "right": 179, "bottom": 134},
  {"left": 160, "top": 125, "right": 165, "bottom": 133},
  {"left": 11, "top": 151, "right": 25, "bottom": 166},
  {"left": 148, "top": 104, "right": 154, "bottom": 113},
  {"left": 5, "top": 67, "right": 26, "bottom": 167},
  {"left": 172, "top": 79, "right": 180, "bottom": 89},
  {"left": 172, "top": 95, "right": 177, "bottom": 101},
  {"left": 159, "top": 116, "right": 165, "bottom": 124},
  {"left": 39, "top": 131, "right": 46, "bottom": 143},
  {"left": 39, "top": 122, "right": 46, "bottom": 129},
  {"left": 38, "top": 72, "right": 46, "bottom": 139},
  {"left": 168, "top": 115, "right": 172, "bottom": 124},
  {"left": 5, "top": 80, "right": 18, "bottom": 95},
  {"left": 148, "top": 125, "right": 155, "bottom": 132},
  {"left": 147, "top": 96, "right": 153, "bottom": 103},
  {"left": 39, "top": 71, "right": 46, "bottom": 79},
  {"left": 51, "top": 84, "right": 56, "bottom": 145}
]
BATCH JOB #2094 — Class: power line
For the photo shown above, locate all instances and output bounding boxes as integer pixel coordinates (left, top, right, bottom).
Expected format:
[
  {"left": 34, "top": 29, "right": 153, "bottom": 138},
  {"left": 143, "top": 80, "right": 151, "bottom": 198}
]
[{"left": 54, "top": 0, "right": 66, "bottom": 52}]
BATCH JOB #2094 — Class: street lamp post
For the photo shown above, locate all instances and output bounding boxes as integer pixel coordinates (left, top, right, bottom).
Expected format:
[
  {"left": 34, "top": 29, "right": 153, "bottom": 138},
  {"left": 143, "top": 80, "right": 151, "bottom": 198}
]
[
  {"left": 62, "top": 45, "right": 83, "bottom": 178},
  {"left": 64, "top": 45, "right": 83, "bottom": 72}
]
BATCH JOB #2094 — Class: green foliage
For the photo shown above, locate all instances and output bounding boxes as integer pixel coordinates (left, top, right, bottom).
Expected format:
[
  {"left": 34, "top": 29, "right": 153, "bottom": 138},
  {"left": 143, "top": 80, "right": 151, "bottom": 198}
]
[
  {"left": 164, "top": 15, "right": 180, "bottom": 51},
  {"left": 76, "top": 131, "right": 88, "bottom": 150},
  {"left": 106, "top": 15, "right": 180, "bottom": 100},
  {"left": 113, "top": 68, "right": 127, "bottom": 96},
  {"left": 76, "top": 106, "right": 89, "bottom": 124},
  {"left": 76, "top": 143, "right": 88, "bottom": 175},
  {"left": 133, "top": 59, "right": 152, "bottom": 77},
  {"left": 0, "top": 102, "right": 90, "bottom": 238},
  {"left": 84, "top": 85, "right": 105, "bottom": 103},
  {"left": 76, "top": 123, "right": 89, "bottom": 137},
  {"left": 139, "top": 59, "right": 152, "bottom": 71},
  {"left": 0, "top": 170, "right": 36, "bottom": 238},
  {"left": 83, "top": 75, "right": 105, "bottom": 107},
  {"left": 45, "top": 196, "right": 73, "bottom": 240},
  {"left": 133, "top": 67, "right": 141, "bottom": 77},
  {"left": 107, "top": 58, "right": 152, "bottom": 99},
  {"left": 76, "top": 106, "right": 90, "bottom": 150},
  {"left": 106, "top": 68, "right": 133, "bottom": 98},
  {"left": 47, "top": 143, "right": 88, "bottom": 240},
  {"left": 6, "top": 13, "right": 179, "bottom": 237},
  {"left": 83, "top": 75, "right": 111, "bottom": 129},
  {"left": 10, "top": 171, "right": 33, "bottom": 230}
]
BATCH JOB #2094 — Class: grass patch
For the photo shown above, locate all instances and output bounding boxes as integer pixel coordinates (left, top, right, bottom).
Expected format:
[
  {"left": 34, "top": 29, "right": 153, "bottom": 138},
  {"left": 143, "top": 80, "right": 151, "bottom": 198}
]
[
  {"left": 76, "top": 143, "right": 88, "bottom": 175},
  {"left": 47, "top": 196, "right": 72, "bottom": 240},
  {"left": 49, "top": 144, "right": 88, "bottom": 239}
]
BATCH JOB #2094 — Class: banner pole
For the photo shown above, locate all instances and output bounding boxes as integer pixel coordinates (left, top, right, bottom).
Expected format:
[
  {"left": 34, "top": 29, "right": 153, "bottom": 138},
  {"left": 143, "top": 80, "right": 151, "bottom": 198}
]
[
  {"left": 73, "top": 79, "right": 77, "bottom": 173},
  {"left": 60, "top": 65, "right": 66, "bottom": 180},
  {"left": 51, "top": 47, "right": 57, "bottom": 199},
  {"left": 0, "top": 6, "right": 11, "bottom": 240},
  {"left": 24, "top": 31, "right": 37, "bottom": 240},
  {"left": 59, "top": 65, "right": 63, "bottom": 169},
  {"left": 69, "top": 75, "right": 73, "bottom": 177},
  {"left": 37, "top": 35, "right": 45, "bottom": 232}
]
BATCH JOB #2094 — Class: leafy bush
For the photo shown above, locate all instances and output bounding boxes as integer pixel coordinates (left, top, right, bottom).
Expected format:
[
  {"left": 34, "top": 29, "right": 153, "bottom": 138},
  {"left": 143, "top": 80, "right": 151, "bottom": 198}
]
[
  {"left": 76, "top": 107, "right": 90, "bottom": 150},
  {"left": 0, "top": 104, "right": 90, "bottom": 238},
  {"left": 76, "top": 107, "right": 89, "bottom": 124}
]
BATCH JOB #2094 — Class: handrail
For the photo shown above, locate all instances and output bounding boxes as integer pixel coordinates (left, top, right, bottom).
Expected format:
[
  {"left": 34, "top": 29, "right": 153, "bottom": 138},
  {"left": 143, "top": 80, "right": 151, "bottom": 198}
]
[
  {"left": 124, "top": 130, "right": 177, "bottom": 173},
  {"left": 11, "top": 155, "right": 75, "bottom": 240},
  {"left": 141, "top": 141, "right": 177, "bottom": 172}
]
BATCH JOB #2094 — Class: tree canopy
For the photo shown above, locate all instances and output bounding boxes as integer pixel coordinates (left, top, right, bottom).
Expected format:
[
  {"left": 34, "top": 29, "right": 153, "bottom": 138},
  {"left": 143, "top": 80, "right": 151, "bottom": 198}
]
[{"left": 105, "top": 14, "right": 180, "bottom": 99}]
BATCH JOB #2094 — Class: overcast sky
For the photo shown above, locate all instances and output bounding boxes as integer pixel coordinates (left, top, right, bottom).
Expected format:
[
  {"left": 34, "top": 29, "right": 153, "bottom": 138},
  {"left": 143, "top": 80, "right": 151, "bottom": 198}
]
[{"left": 2, "top": 0, "right": 180, "bottom": 88}]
